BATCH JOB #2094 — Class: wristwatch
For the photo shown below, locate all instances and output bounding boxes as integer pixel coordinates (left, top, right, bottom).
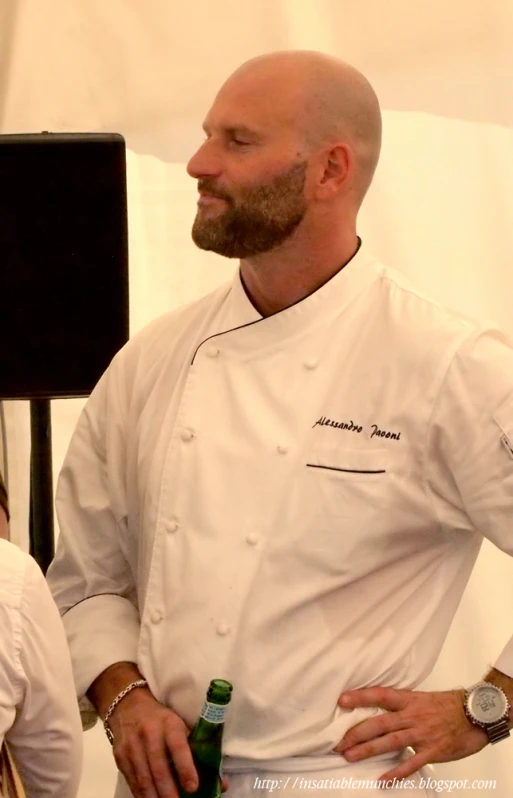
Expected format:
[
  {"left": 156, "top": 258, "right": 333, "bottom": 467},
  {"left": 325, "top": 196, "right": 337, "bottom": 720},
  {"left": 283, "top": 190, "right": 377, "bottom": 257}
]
[{"left": 464, "top": 681, "right": 511, "bottom": 744}]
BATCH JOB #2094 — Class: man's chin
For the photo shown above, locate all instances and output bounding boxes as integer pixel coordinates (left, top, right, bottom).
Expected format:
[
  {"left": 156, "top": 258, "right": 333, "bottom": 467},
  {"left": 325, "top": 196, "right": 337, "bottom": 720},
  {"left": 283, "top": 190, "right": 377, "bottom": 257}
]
[
  {"left": 194, "top": 243, "right": 240, "bottom": 258},
  {"left": 191, "top": 232, "right": 247, "bottom": 259}
]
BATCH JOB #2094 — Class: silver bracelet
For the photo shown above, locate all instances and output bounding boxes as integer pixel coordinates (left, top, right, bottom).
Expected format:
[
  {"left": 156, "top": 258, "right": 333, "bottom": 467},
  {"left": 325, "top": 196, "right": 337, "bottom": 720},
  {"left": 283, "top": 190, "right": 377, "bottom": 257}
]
[{"left": 103, "top": 679, "right": 148, "bottom": 745}]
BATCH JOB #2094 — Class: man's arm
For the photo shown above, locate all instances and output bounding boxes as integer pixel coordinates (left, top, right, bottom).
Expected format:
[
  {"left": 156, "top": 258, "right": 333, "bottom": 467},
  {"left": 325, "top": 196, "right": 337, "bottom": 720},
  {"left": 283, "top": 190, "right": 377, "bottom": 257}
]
[
  {"left": 87, "top": 662, "right": 199, "bottom": 798},
  {"left": 334, "top": 668, "right": 513, "bottom": 783},
  {"left": 46, "top": 364, "right": 143, "bottom": 723},
  {"left": 87, "top": 661, "right": 147, "bottom": 719},
  {"left": 42, "top": 360, "right": 193, "bottom": 796},
  {"left": 334, "top": 682, "right": 490, "bottom": 784}
]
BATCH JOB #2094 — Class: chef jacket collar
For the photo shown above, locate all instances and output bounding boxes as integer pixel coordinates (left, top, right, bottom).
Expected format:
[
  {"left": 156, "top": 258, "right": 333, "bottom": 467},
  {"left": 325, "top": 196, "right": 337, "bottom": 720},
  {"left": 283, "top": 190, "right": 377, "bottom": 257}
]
[{"left": 199, "top": 238, "right": 379, "bottom": 356}]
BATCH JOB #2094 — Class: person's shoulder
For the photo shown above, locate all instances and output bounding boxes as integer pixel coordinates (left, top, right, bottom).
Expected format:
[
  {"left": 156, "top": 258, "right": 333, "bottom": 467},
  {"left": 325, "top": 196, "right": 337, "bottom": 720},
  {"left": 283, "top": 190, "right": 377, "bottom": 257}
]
[
  {"left": 370, "top": 259, "right": 483, "bottom": 340},
  {"left": 113, "top": 279, "right": 233, "bottom": 374},
  {"left": 130, "top": 280, "right": 232, "bottom": 351},
  {"left": 366, "top": 258, "right": 513, "bottom": 386},
  {"left": 0, "top": 539, "right": 32, "bottom": 575},
  {"left": 89, "top": 279, "right": 233, "bottom": 402},
  {"left": 0, "top": 542, "right": 42, "bottom": 611}
]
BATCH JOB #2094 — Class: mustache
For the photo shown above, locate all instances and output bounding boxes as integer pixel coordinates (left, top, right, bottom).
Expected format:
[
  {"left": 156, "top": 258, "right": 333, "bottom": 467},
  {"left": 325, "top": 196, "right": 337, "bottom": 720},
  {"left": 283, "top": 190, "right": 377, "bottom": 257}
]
[{"left": 197, "top": 181, "right": 232, "bottom": 201}]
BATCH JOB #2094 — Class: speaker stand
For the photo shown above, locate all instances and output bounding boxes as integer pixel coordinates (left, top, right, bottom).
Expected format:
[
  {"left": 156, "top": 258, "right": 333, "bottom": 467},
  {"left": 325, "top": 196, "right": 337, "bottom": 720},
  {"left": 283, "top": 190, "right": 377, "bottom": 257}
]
[{"left": 29, "top": 399, "right": 54, "bottom": 574}]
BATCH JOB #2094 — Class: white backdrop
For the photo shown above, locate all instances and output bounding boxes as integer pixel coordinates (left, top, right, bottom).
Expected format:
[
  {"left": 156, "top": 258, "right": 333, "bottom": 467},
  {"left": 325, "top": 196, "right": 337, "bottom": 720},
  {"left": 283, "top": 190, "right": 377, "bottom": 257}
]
[{"left": 1, "top": 2, "right": 513, "bottom": 796}]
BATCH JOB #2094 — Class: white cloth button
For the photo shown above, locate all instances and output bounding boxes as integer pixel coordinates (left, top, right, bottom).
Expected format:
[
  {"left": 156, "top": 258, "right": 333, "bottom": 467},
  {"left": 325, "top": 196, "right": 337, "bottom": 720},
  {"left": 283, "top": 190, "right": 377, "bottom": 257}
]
[
  {"left": 167, "top": 521, "right": 179, "bottom": 534},
  {"left": 246, "top": 532, "right": 259, "bottom": 546},
  {"left": 304, "top": 359, "right": 318, "bottom": 370},
  {"left": 181, "top": 428, "right": 194, "bottom": 442},
  {"left": 277, "top": 444, "right": 288, "bottom": 454},
  {"left": 216, "top": 622, "right": 230, "bottom": 636},
  {"left": 206, "top": 346, "right": 220, "bottom": 358},
  {"left": 150, "top": 610, "right": 163, "bottom": 624}
]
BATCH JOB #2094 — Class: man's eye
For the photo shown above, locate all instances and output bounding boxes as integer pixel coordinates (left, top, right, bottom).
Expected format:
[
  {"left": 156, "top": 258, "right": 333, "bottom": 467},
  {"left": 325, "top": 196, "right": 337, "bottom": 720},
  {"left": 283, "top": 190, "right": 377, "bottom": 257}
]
[{"left": 230, "top": 139, "right": 251, "bottom": 147}]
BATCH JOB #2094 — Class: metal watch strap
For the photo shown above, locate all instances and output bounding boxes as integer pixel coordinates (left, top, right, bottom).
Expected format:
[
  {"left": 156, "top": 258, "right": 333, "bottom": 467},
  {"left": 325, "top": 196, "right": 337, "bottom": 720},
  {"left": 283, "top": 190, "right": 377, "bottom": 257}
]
[
  {"left": 486, "top": 718, "right": 510, "bottom": 745},
  {"left": 103, "top": 679, "right": 148, "bottom": 745}
]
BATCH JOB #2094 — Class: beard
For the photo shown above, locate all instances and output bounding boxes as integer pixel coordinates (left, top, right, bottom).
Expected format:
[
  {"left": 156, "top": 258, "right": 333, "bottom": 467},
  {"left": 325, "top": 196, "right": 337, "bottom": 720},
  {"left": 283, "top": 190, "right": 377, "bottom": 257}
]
[{"left": 191, "top": 160, "right": 307, "bottom": 259}]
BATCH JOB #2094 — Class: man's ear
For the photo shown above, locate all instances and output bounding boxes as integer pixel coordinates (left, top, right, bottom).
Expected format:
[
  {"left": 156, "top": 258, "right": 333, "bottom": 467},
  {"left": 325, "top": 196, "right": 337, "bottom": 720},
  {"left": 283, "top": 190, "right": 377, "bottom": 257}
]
[{"left": 317, "top": 142, "right": 352, "bottom": 196}]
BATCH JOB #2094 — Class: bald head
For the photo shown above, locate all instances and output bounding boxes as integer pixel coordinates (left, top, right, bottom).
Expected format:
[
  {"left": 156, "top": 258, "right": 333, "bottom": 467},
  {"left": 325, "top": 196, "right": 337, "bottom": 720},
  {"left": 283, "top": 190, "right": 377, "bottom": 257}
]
[{"left": 225, "top": 51, "right": 382, "bottom": 205}]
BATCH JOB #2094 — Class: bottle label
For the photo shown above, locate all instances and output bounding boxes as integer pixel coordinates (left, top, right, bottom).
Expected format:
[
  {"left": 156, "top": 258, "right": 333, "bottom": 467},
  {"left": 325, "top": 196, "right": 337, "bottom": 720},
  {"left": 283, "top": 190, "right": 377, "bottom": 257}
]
[{"left": 200, "top": 700, "right": 227, "bottom": 724}]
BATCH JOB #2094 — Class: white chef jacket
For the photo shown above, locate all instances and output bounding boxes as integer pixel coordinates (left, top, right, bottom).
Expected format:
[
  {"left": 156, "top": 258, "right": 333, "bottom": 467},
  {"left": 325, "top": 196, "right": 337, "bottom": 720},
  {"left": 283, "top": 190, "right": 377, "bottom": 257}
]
[
  {"left": 48, "top": 242, "right": 513, "bottom": 768},
  {"left": 0, "top": 540, "right": 82, "bottom": 796}
]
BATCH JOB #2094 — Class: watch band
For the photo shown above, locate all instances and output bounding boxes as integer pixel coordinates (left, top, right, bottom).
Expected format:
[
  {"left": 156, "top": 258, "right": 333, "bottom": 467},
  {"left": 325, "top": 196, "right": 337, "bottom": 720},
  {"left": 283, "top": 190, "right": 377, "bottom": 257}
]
[{"left": 486, "top": 718, "right": 510, "bottom": 745}]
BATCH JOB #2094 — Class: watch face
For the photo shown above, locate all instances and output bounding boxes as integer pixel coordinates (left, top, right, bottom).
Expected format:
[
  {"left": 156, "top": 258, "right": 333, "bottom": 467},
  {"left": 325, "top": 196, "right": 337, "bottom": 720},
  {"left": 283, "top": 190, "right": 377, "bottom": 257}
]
[{"left": 469, "top": 686, "right": 508, "bottom": 724}]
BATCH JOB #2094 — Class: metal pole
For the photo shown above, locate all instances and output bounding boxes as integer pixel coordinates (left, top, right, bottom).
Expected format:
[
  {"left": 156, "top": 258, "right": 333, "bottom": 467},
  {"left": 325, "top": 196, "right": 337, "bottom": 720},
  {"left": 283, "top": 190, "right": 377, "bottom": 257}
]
[{"left": 29, "top": 399, "right": 54, "bottom": 574}]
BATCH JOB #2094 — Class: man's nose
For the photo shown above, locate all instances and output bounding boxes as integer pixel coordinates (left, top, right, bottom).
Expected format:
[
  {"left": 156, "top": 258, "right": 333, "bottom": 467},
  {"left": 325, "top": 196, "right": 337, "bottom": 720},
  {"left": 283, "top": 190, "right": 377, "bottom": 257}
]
[{"left": 186, "top": 139, "right": 222, "bottom": 179}]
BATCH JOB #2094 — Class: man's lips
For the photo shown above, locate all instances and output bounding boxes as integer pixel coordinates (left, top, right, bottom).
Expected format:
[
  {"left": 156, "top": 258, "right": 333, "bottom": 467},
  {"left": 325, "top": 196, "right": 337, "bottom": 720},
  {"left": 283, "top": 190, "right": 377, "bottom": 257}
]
[{"left": 198, "top": 193, "right": 228, "bottom": 206}]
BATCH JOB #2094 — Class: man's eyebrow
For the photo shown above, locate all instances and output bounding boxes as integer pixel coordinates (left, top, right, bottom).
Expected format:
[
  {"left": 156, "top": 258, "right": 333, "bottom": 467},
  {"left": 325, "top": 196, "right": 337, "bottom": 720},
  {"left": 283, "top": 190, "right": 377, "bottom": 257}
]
[{"left": 202, "top": 123, "right": 262, "bottom": 138}]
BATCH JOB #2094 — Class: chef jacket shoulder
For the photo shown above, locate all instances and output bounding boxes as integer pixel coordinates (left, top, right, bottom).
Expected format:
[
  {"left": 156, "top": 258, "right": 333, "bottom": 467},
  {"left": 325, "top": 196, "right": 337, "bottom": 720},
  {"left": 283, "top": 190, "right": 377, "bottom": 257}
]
[
  {"left": 118, "top": 279, "right": 233, "bottom": 375},
  {"left": 82, "top": 278, "right": 234, "bottom": 420},
  {"left": 374, "top": 261, "right": 513, "bottom": 431},
  {"left": 371, "top": 261, "right": 482, "bottom": 346}
]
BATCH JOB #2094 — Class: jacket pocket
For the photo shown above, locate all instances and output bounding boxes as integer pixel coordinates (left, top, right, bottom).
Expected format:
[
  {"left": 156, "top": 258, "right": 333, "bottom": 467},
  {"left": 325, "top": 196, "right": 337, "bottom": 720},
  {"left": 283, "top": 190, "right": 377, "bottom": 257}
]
[{"left": 305, "top": 447, "right": 390, "bottom": 478}]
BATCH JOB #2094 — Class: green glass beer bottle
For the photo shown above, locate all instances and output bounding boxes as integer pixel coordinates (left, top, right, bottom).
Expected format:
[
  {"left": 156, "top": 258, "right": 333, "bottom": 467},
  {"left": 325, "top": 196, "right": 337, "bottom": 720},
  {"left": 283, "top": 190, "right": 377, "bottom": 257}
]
[{"left": 178, "top": 679, "right": 233, "bottom": 798}]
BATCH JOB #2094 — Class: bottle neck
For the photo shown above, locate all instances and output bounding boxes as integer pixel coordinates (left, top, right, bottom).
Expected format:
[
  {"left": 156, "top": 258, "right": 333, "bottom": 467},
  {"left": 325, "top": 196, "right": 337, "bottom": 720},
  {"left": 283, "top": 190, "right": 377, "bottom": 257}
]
[
  {"left": 201, "top": 700, "right": 229, "bottom": 724},
  {"left": 190, "top": 714, "right": 225, "bottom": 745}
]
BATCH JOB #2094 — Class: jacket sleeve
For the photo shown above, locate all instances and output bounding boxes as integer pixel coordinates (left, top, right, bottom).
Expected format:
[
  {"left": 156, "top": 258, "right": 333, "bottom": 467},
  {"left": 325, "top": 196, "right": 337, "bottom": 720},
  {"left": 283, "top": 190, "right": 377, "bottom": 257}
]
[
  {"left": 47, "top": 354, "right": 141, "bottom": 729},
  {"left": 7, "top": 554, "right": 83, "bottom": 797},
  {"left": 425, "top": 327, "right": 513, "bottom": 677}
]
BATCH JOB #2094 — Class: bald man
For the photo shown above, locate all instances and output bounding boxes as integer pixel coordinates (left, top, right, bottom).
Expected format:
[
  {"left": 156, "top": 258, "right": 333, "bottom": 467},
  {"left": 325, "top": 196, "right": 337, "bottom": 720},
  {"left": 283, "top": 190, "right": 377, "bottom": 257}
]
[{"left": 48, "top": 51, "right": 513, "bottom": 798}]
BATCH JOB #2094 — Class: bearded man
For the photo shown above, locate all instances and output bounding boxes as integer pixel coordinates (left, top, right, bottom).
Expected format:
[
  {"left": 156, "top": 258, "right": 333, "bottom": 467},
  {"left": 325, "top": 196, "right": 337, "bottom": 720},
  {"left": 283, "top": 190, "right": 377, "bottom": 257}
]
[{"left": 48, "top": 51, "right": 513, "bottom": 798}]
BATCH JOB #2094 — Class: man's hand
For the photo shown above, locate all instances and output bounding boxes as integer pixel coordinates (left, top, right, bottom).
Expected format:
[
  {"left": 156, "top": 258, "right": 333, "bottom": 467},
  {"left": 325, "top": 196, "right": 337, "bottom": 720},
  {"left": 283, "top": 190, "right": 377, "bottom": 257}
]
[
  {"left": 88, "top": 664, "right": 229, "bottom": 798},
  {"left": 333, "top": 687, "right": 489, "bottom": 784},
  {"left": 107, "top": 686, "right": 198, "bottom": 798}
]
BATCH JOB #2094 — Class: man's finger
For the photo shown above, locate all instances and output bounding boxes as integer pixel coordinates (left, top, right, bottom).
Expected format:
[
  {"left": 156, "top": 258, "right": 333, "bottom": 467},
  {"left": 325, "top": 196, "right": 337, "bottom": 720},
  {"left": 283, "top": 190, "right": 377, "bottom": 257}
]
[
  {"left": 165, "top": 729, "right": 198, "bottom": 794},
  {"left": 118, "top": 759, "right": 139, "bottom": 798},
  {"left": 377, "top": 751, "right": 430, "bottom": 786},
  {"left": 334, "top": 713, "right": 409, "bottom": 753},
  {"left": 339, "top": 687, "right": 409, "bottom": 712},
  {"left": 124, "top": 745, "right": 160, "bottom": 798},
  {"left": 145, "top": 734, "right": 182, "bottom": 798},
  {"left": 339, "top": 730, "right": 412, "bottom": 762}
]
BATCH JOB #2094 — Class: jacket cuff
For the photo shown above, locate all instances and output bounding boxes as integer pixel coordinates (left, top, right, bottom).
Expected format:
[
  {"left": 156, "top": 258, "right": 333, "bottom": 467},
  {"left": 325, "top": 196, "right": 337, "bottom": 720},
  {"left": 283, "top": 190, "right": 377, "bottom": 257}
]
[{"left": 62, "top": 593, "right": 141, "bottom": 729}]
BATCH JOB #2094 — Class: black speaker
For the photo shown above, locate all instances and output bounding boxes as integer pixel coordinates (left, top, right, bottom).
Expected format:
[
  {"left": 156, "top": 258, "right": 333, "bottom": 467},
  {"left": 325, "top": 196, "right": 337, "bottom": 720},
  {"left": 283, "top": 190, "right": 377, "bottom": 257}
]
[{"left": 0, "top": 132, "right": 129, "bottom": 399}]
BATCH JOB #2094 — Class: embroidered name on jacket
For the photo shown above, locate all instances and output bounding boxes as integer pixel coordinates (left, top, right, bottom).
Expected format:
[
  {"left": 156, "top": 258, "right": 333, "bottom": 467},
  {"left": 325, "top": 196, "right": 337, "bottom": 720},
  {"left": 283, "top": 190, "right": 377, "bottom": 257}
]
[
  {"left": 313, "top": 416, "right": 362, "bottom": 433},
  {"left": 313, "top": 416, "right": 401, "bottom": 441}
]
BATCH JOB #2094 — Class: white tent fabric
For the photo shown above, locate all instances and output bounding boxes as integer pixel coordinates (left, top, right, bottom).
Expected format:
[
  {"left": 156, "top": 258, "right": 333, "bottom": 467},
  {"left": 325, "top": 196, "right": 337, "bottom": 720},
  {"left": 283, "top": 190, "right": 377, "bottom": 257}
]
[{"left": 1, "top": 2, "right": 513, "bottom": 796}]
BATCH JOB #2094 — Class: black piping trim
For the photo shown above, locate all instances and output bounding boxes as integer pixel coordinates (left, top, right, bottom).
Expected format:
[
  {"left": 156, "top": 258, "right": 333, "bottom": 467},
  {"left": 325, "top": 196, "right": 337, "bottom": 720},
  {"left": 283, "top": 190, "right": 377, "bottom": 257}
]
[
  {"left": 306, "top": 464, "right": 386, "bottom": 474},
  {"left": 191, "top": 318, "right": 263, "bottom": 365},
  {"left": 61, "top": 592, "right": 125, "bottom": 617},
  {"left": 190, "top": 237, "right": 362, "bottom": 365}
]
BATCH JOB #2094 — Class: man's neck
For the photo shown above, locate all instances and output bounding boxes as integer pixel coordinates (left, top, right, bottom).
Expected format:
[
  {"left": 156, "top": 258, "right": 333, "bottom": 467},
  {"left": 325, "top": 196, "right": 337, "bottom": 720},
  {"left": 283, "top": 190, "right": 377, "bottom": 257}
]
[{"left": 239, "top": 230, "right": 360, "bottom": 317}]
